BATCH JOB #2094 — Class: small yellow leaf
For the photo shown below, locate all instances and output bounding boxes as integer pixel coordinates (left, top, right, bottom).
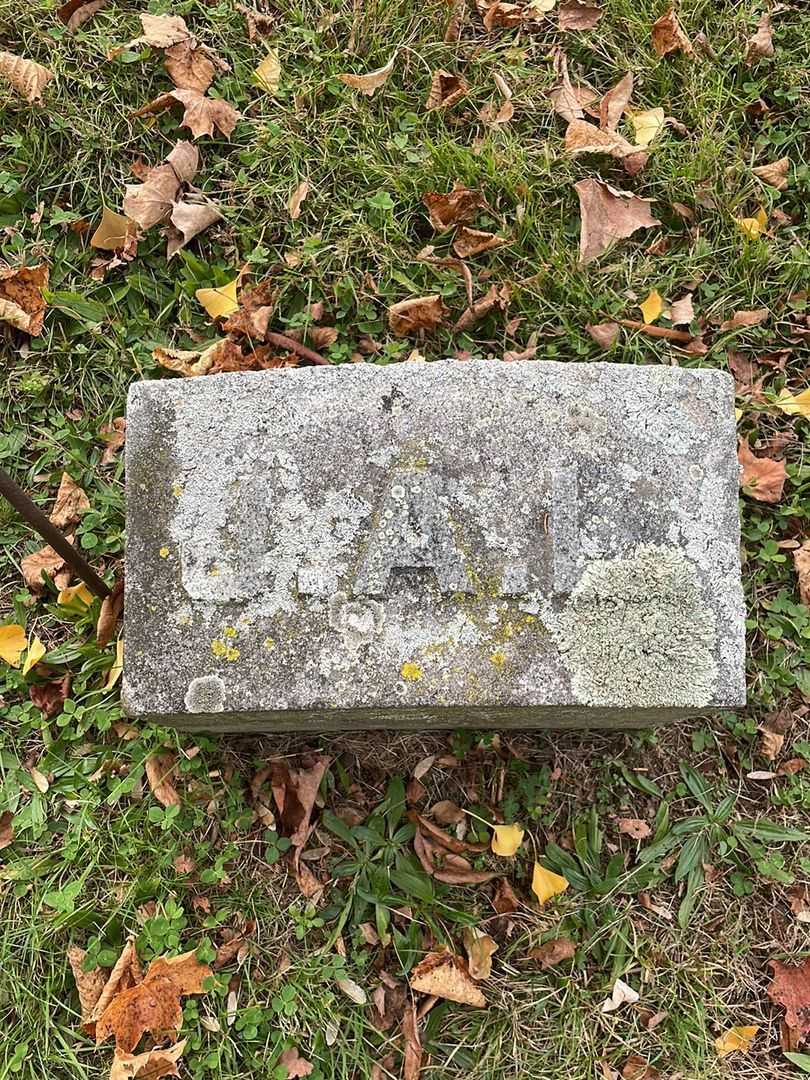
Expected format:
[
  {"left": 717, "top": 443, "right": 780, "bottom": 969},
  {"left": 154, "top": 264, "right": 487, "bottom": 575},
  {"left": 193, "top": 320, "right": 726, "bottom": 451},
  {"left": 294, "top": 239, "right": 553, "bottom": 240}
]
[
  {"left": 736, "top": 209, "right": 768, "bottom": 240},
  {"left": 58, "top": 583, "right": 94, "bottom": 608},
  {"left": 629, "top": 107, "right": 665, "bottom": 147},
  {"left": 0, "top": 624, "right": 27, "bottom": 667},
  {"left": 195, "top": 278, "right": 239, "bottom": 320},
  {"left": 735, "top": 407, "right": 743, "bottom": 423},
  {"left": 776, "top": 388, "right": 810, "bottom": 418},
  {"left": 90, "top": 207, "right": 137, "bottom": 252},
  {"left": 104, "top": 638, "right": 124, "bottom": 691},
  {"left": 639, "top": 288, "right": 664, "bottom": 324},
  {"left": 531, "top": 862, "right": 569, "bottom": 905},
  {"left": 254, "top": 48, "right": 280, "bottom": 93},
  {"left": 491, "top": 823, "right": 524, "bottom": 857},
  {"left": 715, "top": 1025, "right": 758, "bottom": 1058},
  {"left": 527, "top": 0, "right": 557, "bottom": 10},
  {"left": 22, "top": 634, "right": 46, "bottom": 676}
]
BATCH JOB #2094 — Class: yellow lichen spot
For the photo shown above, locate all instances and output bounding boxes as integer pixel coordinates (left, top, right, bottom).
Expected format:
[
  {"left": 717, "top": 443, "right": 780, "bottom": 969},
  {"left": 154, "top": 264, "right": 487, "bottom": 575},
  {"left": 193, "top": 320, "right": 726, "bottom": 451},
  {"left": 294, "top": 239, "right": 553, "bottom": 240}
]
[
  {"left": 159, "top": 546, "right": 170, "bottom": 559},
  {"left": 225, "top": 646, "right": 240, "bottom": 662},
  {"left": 208, "top": 565, "right": 220, "bottom": 577},
  {"left": 264, "top": 637, "right": 276, "bottom": 651},
  {"left": 401, "top": 661, "right": 423, "bottom": 682},
  {"left": 211, "top": 639, "right": 227, "bottom": 657},
  {"left": 222, "top": 626, "right": 238, "bottom": 639},
  {"left": 490, "top": 651, "right": 507, "bottom": 670},
  {"left": 171, "top": 482, "right": 184, "bottom": 498},
  {"left": 523, "top": 614, "right": 536, "bottom": 625}
]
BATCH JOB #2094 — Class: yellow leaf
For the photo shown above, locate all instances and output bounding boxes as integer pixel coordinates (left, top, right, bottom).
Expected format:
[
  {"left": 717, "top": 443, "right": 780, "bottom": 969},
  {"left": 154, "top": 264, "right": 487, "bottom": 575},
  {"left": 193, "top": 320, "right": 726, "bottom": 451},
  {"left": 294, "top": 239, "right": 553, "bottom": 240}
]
[
  {"left": 735, "top": 407, "right": 743, "bottom": 423},
  {"left": 90, "top": 207, "right": 137, "bottom": 252},
  {"left": 491, "top": 823, "right": 524, "bottom": 857},
  {"left": 195, "top": 278, "right": 239, "bottom": 320},
  {"left": 0, "top": 624, "right": 27, "bottom": 667},
  {"left": 531, "top": 862, "right": 569, "bottom": 905},
  {"left": 629, "top": 107, "right": 665, "bottom": 147},
  {"left": 736, "top": 209, "right": 767, "bottom": 240},
  {"left": 527, "top": 0, "right": 557, "bottom": 9},
  {"left": 776, "top": 387, "right": 810, "bottom": 418},
  {"left": 639, "top": 288, "right": 664, "bottom": 324},
  {"left": 22, "top": 634, "right": 46, "bottom": 676},
  {"left": 58, "top": 583, "right": 94, "bottom": 608},
  {"left": 104, "top": 638, "right": 124, "bottom": 691},
  {"left": 715, "top": 1025, "right": 758, "bottom": 1058},
  {"left": 254, "top": 48, "right": 280, "bottom": 93}
]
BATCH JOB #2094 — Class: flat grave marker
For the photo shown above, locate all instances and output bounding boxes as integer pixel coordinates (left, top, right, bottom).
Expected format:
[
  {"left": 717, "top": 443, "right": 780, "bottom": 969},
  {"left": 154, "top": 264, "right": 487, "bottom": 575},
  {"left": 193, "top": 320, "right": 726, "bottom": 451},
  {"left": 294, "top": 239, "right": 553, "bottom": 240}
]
[{"left": 124, "top": 360, "right": 745, "bottom": 730}]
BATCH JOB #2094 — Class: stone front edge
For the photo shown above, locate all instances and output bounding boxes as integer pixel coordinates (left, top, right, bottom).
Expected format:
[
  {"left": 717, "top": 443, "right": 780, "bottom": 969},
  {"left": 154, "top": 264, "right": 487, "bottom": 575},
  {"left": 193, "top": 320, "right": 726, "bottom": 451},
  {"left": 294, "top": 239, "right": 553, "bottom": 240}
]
[{"left": 123, "top": 359, "right": 745, "bottom": 731}]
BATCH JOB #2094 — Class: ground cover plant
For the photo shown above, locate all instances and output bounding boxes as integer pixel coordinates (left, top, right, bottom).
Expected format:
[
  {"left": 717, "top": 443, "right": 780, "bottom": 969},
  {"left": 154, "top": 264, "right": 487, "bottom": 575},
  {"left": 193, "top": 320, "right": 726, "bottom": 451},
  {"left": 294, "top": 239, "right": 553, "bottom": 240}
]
[{"left": 1, "top": 0, "right": 809, "bottom": 1077}]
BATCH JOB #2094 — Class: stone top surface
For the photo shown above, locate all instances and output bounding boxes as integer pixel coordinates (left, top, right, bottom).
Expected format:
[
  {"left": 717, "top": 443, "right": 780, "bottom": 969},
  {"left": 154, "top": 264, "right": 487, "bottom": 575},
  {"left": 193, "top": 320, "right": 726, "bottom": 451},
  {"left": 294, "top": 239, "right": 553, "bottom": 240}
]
[{"left": 123, "top": 359, "right": 745, "bottom": 727}]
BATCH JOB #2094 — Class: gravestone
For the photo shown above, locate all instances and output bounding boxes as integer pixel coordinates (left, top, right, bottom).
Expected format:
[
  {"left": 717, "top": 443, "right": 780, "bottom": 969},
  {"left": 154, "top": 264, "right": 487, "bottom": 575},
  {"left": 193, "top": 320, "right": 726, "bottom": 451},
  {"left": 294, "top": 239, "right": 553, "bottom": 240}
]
[{"left": 123, "top": 360, "right": 745, "bottom": 730}]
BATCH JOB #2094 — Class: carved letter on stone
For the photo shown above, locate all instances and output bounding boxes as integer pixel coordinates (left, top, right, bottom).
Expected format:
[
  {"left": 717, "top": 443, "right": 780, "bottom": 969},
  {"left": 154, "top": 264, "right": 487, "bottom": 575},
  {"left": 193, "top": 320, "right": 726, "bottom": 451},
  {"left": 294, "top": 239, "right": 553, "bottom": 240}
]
[{"left": 353, "top": 470, "right": 473, "bottom": 596}]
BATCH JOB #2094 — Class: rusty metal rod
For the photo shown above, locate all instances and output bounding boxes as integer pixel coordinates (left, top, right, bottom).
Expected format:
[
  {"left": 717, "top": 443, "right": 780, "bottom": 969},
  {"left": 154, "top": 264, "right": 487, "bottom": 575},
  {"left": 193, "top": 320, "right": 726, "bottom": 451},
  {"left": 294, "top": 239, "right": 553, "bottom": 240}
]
[{"left": 0, "top": 466, "right": 111, "bottom": 599}]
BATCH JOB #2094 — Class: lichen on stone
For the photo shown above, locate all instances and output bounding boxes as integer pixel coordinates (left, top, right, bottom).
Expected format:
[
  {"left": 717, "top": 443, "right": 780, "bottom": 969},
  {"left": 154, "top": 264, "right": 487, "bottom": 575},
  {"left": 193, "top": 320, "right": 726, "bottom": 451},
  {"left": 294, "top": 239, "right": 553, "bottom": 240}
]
[
  {"left": 556, "top": 544, "right": 717, "bottom": 708},
  {"left": 184, "top": 675, "right": 226, "bottom": 713}
]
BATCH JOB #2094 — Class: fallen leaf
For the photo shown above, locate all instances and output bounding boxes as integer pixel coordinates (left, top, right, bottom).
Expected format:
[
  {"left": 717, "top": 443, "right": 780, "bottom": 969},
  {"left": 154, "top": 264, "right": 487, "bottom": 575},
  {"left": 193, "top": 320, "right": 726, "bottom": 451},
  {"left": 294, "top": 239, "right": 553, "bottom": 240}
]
[
  {"left": 99, "top": 418, "right": 126, "bottom": 467},
  {"left": 153, "top": 341, "right": 224, "bottom": 377},
  {"left": 338, "top": 53, "right": 396, "bottom": 97},
  {"left": 58, "top": 0, "right": 107, "bottom": 31},
  {"left": 133, "top": 13, "right": 191, "bottom": 47},
  {"left": 423, "top": 183, "right": 487, "bottom": 231},
  {"left": 639, "top": 289, "right": 664, "bottom": 324},
  {"left": 22, "top": 635, "right": 46, "bottom": 676},
  {"left": 738, "top": 440, "right": 786, "bottom": 504},
  {"left": 753, "top": 157, "right": 790, "bottom": 191},
  {"left": 412, "top": 754, "right": 437, "bottom": 781},
  {"left": 88, "top": 939, "right": 143, "bottom": 1030},
  {"left": 21, "top": 545, "right": 69, "bottom": 594},
  {"left": 715, "top": 1025, "right": 758, "bottom": 1058},
  {"left": 426, "top": 69, "right": 468, "bottom": 110},
  {"left": 0, "top": 263, "right": 49, "bottom": 336},
  {"left": 431, "top": 800, "right": 465, "bottom": 825},
  {"left": 574, "top": 179, "right": 661, "bottom": 265},
  {"left": 454, "top": 283, "right": 510, "bottom": 331},
  {"left": 621, "top": 1054, "right": 661, "bottom": 1080},
  {"left": 30, "top": 674, "right": 71, "bottom": 719},
  {"left": 270, "top": 755, "right": 330, "bottom": 847},
  {"left": 237, "top": 3, "right": 275, "bottom": 41},
  {"left": 629, "top": 107, "right": 665, "bottom": 147},
  {"left": 0, "top": 810, "right": 13, "bottom": 850},
  {"left": 601, "top": 977, "right": 640, "bottom": 1013},
  {"left": 0, "top": 50, "right": 54, "bottom": 102},
  {"left": 559, "top": 0, "right": 602, "bottom": 31},
  {"left": 145, "top": 753, "right": 180, "bottom": 808},
  {"left": 402, "top": 1004, "right": 422, "bottom": 1080},
  {"left": 600, "top": 72, "right": 633, "bottom": 132},
  {"left": 288, "top": 180, "right": 310, "bottom": 220},
  {"left": 389, "top": 295, "right": 448, "bottom": 335},
  {"left": 90, "top": 208, "right": 138, "bottom": 255},
  {"left": 170, "top": 89, "right": 240, "bottom": 138},
  {"left": 777, "top": 388, "right": 810, "bottom": 418},
  {"left": 123, "top": 142, "right": 198, "bottom": 230},
  {"left": 669, "top": 294, "right": 694, "bottom": 326},
  {"left": 453, "top": 227, "right": 506, "bottom": 258},
  {"left": 103, "top": 638, "right": 124, "bottom": 691},
  {"left": 50, "top": 472, "right": 90, "bottom": 529},
  {"left": 254, "top": 48, "right": 281, "bottom": 93},
  {"left": 531, "top": 862, "right": 569, "bottom": 905},
  {"left": 109, "top": 1038, "right": 187, "bottom": 1080},
  {"left": 58, "top": 583, "right": 93, "bottom": 608},
  {"left": 278, "top": 1047, "right": 314, "bottom": 1078},
  {"left": 462, "top": 927, "right": 498, "bottom": 980},
  {"left": 618, "top": 818, "right": 651, "bottom": 840},
  {"left": 480, "top": 1, "right": 524, "bottom": 30},
  {"left": 735, "top": 206, "right": 768, "bottom": 240},
  {"left": 746, "top": 13, "right": 774, "bottom": 64},
  {"left": 528, "top": 937, "right": 576, "bottom": 969},
  {"left": 336, "top": 977, "right": 367, "bottom": 1005},
  {"left": 410, "top": 950, "right": 486, "bottom": 1007},
  {"left": 0, "top": 624, "right": 27, "bottom": 667},
  {"left": 97, "top": 948, "right": 212, "bottom": 1051},
  {"left": 768, "top": 958, "right": 810, "bottom": 1038},
  {"left": 67, "top": 945, "right": 108, "bottom": 1030},
  {"left": 492, "top": 877, "right": 520, "bottom": 914},
  {"left": 196, "top": 278, "right": 240, "bottom": 320},
  {"left": 720, "top": 307, "right": 768, "bottom": 331},
  {"left": 491, "top": 822, "right": 524, "bottom": 856},
  {"left": 565, "top": 118, "right": 637, "bottom": 160},
  {"left": 651, "top": 8, "right": 693, "bottom": 57},
  {"left": 792, "top": 541, "right": 810, "bottom": 607},
  {"left": 586, "top": 321, "right": 620, "bottom": 348}
]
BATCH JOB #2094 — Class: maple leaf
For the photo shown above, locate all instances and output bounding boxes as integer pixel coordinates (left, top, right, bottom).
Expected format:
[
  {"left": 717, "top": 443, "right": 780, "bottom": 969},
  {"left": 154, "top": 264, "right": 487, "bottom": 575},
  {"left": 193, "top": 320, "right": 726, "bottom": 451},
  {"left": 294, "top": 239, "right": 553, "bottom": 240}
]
[
  {"left": 409, "top": 949, "right": 486, "bottom": 1006},
  {"left": 133, "top": 13, "right": 191, "bottom": 47},
  {"left": 558, "top": 0, "right": 602, "bottom": 31},
  {"left": 426, "top": 69, "right": 468, "bottom": 110},
  {"left": 123, "top": 143, "right": 199, "bottom": 230},
  {"left": 278, "top": 1048, "right": 314, "bottom": 1078},
  {"left": 651, "top": 8, "right": 694, "bottom": 56},
  {"left": 0, "top": 50, "right": 54, "bottom": 102},
  {"left": 170, "top": 89, "right": 240, "bottom": 138},
  {"left": 479, "top": 2, "right": 524, "bottom": 31},
  {"left": 768, "top": 958, "right": 810, "bottom": 1038},
  {"left": 389, "top": 295, "right": 448, "bottom": 335},
  {"left": 338, "top": 53, "right": 396, "bottom": 96},
  {"left": 574, "top": 179, "right": 661, "bottom": 264},
  {"left": 57, "top": 0, "right": 107, "bottom": 32},
  {"left": 0, "top": 263, "right": 49, "bottom": 336},
  {"left": 528, "top": 937, "right": 576, "bottom": 969},
  {"left": 738, "top": 440, "right": 786, "bottom": 504}
]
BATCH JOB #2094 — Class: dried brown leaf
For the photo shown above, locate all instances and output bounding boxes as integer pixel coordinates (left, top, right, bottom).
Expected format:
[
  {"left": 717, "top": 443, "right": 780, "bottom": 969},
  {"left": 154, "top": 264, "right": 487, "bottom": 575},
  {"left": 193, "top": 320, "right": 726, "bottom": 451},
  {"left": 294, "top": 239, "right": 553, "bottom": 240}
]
[
  {"left": 426, "top": 70, "right": 468, "bottom": 110},
  {"left": 136, "top": 13, "right": 191, "bottom": 47},
  {"left": 0, "top": 50, "right": 54, "bottom": 102},
  {"left": 528, "top": 937, "right": 576, "bottom": 969},
  {"left": 565, "top": 118, "right": 637, "bottom": 159},
  {"left": 237, "top": 3, "right": 275, "bottom": 40},
  {"left": 746, "top": 13, "right": 774, "bottom": 64},
  {"left": 719, "top": 308, "right": 768, "bottom": 331},
  {"left": 0, "top": 263, "right": 49, "bottom": 336},
  {"left": 481, "top": 2, "right": 524, "bottom": 31},
  {"left": 164, "top": 42, "right": 217, "bottom": 93},
  {"left": 338, "top": 53, "right": 396, "bottom": 97},
  {"left": 768, "top": 958, "right": 810, "bottom": 1037},
  {"left": 222, "top": 279, "right": 277, "bottom": 338},
  {"left": 492, "top": 877, "right": 520, "bottom": 914},
  {"left": 166, "top": 196, "right": 222, "bottom": 259},
  {"left": 270, "top": 755, "right": 330, "bottom": 847},
  {"left": 738, "top": 440, "right": 786, "bottom": 504},
  {"left": 109, "top": 1039, "right": 186, "bottom": 1080},
  {"left": 68, "top": 945, "right": 108, "bottom": 1028},
  {"left": 753, "top": 157, "right": 790, "bottom": 191},
  {"left": 454, "top": 283, "right": 510, "bottom": 331},
  {"left": 574, "top": 178, "right": 660, "bottom": 265},
  {"left": 288, "top": 179, "right": 310, "bottom": 220},
  {"left": 50, "top": 472, "right": 90, "bottom": 529},
  {"left": 30, "top": 675, "right": 71, "bottom": 719},
  {"left": 600, "top": 72, "right": 633, "bottom": 132},
  {"left": 170, "top": 89, "right": 240, "bottom": 138},
  {"left": 669, "top": 293, "right": 694, "bottom": 326},
  {"left": 559, "top": 0, "right": 602, "bottom": 31},
  {"left": 389, "top": 295, "right": 448, "bottom": 335},
  {"left": 145, "top": 753, "right": 180, "bottom": 808},
  {"left": 21, "top": 545, "right": 69, "bottom": 594},
  {"left": 617, "top": 818, "right": 652, "bottom": 840},
  {"left": 57, "top": 0, "right": 107, "bottom": 31},
  {"left": 462, "top": 927, "right": 498, "bottom": 980},
  {"left": 453, "top": 227, "right": 506, "bottom": 258},
  {"left": 586, "top": 321, "right": 620, "bottom": 348},
  {"left": 402, "top": 1004, "right": 422, "bottom": 1080},
  {"left": 793, "top": 540, "right": 810, "bottom": 608},
  {"left": 409, "top": 950, "right": 486, "bottom": 1007},
  {"left": 651, "top": 9, "right": 694, "bottom": 57},
  {"left": 622, "top": 1055, "right": 661, "bottom": 1080},
  {"left": 278, "top": 1048, "right": 314, "bottom": 1078},
  {"left": 431, "top": 800, "right": 464, "bottom": 825},
  {"left": 423, "top": 183, "right": 487, "bottom": 231},
  {"left": 0, "top": 810, "right": 13, "bottom": 850}
]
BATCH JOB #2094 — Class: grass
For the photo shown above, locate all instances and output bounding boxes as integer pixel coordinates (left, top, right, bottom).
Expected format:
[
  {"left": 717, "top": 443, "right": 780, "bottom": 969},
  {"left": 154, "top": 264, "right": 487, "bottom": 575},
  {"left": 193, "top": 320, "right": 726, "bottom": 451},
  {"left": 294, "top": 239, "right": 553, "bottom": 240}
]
[{"left": 1, "top": 0, "right": 810, "bottom": 1077}]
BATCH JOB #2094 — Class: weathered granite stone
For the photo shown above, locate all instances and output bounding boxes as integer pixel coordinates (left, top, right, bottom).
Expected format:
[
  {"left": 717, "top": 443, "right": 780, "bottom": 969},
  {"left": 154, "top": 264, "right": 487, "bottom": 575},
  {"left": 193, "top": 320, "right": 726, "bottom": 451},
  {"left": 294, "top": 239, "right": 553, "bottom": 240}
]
[{"left": 123, "top": 360, "right": 745, "bottom": 731}]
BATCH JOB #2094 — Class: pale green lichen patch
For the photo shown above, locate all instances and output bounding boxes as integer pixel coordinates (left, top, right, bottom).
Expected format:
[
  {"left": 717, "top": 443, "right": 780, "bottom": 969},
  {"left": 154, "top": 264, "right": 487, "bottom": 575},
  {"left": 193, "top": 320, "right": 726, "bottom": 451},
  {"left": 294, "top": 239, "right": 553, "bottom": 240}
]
[{"left": 557, "top": 545, "right": 717, "bottom": 708}]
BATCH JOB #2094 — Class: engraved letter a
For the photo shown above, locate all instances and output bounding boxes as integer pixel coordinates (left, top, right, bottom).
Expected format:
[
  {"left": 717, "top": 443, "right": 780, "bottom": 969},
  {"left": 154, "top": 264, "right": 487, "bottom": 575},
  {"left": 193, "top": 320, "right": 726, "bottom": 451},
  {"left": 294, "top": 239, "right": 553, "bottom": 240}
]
[{"left": 353, "top": 469, "right": 472, "bottom": 597}]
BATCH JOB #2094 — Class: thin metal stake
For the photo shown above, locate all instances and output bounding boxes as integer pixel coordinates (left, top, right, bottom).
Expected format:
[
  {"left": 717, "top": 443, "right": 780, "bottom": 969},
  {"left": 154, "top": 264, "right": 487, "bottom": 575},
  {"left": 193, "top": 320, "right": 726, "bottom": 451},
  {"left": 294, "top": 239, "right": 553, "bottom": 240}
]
[{"left": 0, "top": 466, "right": 111, "bottom": 600}]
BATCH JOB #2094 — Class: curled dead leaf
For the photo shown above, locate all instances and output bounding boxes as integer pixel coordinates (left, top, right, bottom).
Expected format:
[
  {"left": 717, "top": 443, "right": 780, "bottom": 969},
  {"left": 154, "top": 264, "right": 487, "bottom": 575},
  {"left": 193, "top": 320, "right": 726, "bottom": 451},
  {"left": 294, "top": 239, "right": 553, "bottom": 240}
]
[
  {"left": 21, "top": 545, "right": 69, "bottom": 594},
  {"left": 586, "top": 322, "right": 620, "bottom": 348},
  {"left": 278, "top": 1048, "right": 314, "bottom": 1078},
  {"left": 389, "top": 295, "right": 448, "bottom": 336},
  {"left": 453, "top": 227, "right": 506, "bottom": 258},
  {"left": 50, "top": 472, "right": 90, "bottom": 529},
  {"left": 559, "top": 0, "right": 602, "bottom": 31},
  {"left": 0, "top": 50, "right": 54, "bottom": 102},
  {"left": 651, "top": 8, "right": 694, "bottom": 57},
  {"left": 0, "top": 810, "right": 14, "bottom": 850},
  {"left": 746, "top": 13, "right": 774, "bottom": 64},
  {"left": 0, "top": 263, "right": 49, "bottom": 336},
  {"left": 719, "top": 308, "right": 768, "bottom": 331},
  {"left": 145, "top": 753, "right": 180, "bottom": 807},
  {"left": 166, "top": 195, "right": 222, "bottom": 259},
  {"left": 462, "top": 927, "right": 498, "bottom": 980},
  {"left": 528, "top": 937, "right": 576, "bottom": 969},
  {"left": 426, "top": 70, "right": 468, "bottom": 111},
  {"left": 67, "top": 945, "right": 108, "bottom": 1030},
  {"left": 564, "top": 118, "right": 637, "bottom": 160},
  {"left": 338, "top": 53, "right": 396, "bottom": 97},
  {"left": 753, "top": 157, "right": 789, "bottom": 191},
  {"left": 454, "top": 283, "right": 510, "bottom": 332},
  {"left": 423, "top": 183, "right": 487, "bottom": 231},
  {"left": 669, "top": 293, "right": 694, "bottom": 326},
  {"left": 738, "top": 440, "right": 786, "bottom": 504},
  {"left": 58, "top": 0, "right": 107, "bottom": 31},
  {"left": 288, "top": 179, "right": 311, "bottom": 220},
  {"left": 600, "top": 72, "right": 633, "bottom": 132},
  {"left": 410, "top": 949, "right": 486, "bottom": 1007},
  {"left": 792, "top": 540, "right": 810, "bottom": 608},
  {"left": 617, "top": 818, "right": 652, "bottom": 840},
  {"left": 123, "top": 142, "right": 198, "bottom": 230},
  {"left": 109, "top": 1039, "right": 187, "bottom": 1080}
]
